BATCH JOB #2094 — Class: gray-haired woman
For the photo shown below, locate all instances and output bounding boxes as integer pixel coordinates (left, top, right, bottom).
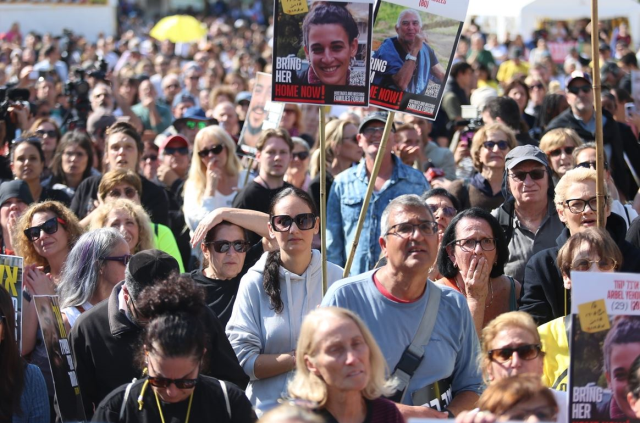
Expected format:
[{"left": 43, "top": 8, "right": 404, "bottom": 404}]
[{"left": 57, "top": 228, "right": 130, "bottom": 329}]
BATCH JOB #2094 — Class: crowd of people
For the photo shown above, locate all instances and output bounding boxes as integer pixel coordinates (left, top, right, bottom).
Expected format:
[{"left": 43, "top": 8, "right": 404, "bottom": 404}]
[{"left": 1, "top": 6, "right": 640, "bottom": 423}]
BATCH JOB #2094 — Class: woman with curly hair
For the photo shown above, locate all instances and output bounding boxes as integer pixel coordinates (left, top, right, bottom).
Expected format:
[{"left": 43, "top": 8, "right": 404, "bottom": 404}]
[{"left": 89, "top": 199, "right": 155, "bottom": 255}]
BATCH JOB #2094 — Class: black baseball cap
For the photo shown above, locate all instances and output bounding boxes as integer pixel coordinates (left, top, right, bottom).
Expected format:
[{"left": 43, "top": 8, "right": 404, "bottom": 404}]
[{"left": 358, "top": 111, "right": 396, "bottom": 133}]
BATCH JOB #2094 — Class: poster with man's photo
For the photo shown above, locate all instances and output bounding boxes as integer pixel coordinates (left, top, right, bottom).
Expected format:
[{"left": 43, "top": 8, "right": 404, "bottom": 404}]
[
  {"left": 271, "top": 0, "right": 374, "bottom": 106},
  {"left": 369, "top": 0, "right": 467, "bottom": 118},
  {"left": 34, "top": 295, "right": 86, "bottom": 423},
  {"left": 238, "top": 72, "right": 285, "bottom": 157},
  {"left": 569, "top": 272, "right": 640, "bottom": 423},
  {"left": 0, "top": 255, "right": 23, "bottom": 351}
]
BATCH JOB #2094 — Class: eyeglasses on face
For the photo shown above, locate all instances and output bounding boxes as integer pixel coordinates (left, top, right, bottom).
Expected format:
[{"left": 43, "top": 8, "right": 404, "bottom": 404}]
[
  {"left": 24, "top": 217, "right": 66, "bottom": 242},
  {"left": 488, "top": 343, "right": 542, "bottom": 363},
  {"left": 563, "top": 196, "right": 607, "bottom": 214},
  {"left": 503, "top": 407, "right": 557, "bottom": 422},
  {"left": 186, "top": 120, "right": 208, "bottom": 131},
  {"left": 509, "top": 168, "right": 546, "bottom": 182},
  {"left": 292, "top": 151, "right": 309, "bottom": 161},
  {"left": 142, "top": 154, "right": 158, "bottom": 162},
  {"left": 549, "top": 146, "right": 575, "bottom": 157},
  {"left": 164, "top": 146, "right": 189, "bottom": 156},
  {"left": 205, "top": 240, "right": 251, "bottom": 253},
  {"left": 147, "top": 359, "right": 199, "bottom": 389},
  {"left": 386, "top": 220, "right": 438, "bottom": 237},
  {"left": 483, "top": 140, "right": 509, "bottom": 151},
  {"left": 450, "top": 237, "right": 496, "bottom": 252},
  {"left": 35, "top": 129, "right": 57, "bottom": 138},
  {"left": 271, "top": 213, "right": 317, "bottom": 232},
  {"left": 575, "top": 160, "right": 609, "bottom": 171},
  {"left": 101, "top": 254, "right": 133, "bottom": 266},
  {"left": 427, "top": 204, "right": 457, "bottom": 218},
  {"left": 567, "top": 85, "right": 592, "bottom": 95},
  {"left": 529, "top": 83, "right": 545, "bottom": 90},
  {"left": 197, "top": 144, "right": 224, "bottom": 158},
  {"left": 107, "top": 187, "right": 138, "bottom": 199},
  {"left": 570, "top": 257, "right": 617, "bottom": 271},
  {"left": 362, "top": 126, "right": 387, "bottom": 137}
]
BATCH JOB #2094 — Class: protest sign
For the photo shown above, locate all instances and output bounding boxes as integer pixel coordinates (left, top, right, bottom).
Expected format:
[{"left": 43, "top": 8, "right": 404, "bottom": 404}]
[
  {"left": 271, "top": 0, "right": 374, "bottom": 106},
  {"left": 238, "top": 72, "right": 285, "bottom": 154},
  {"left": 34, "top": 295, "right": 86, "bottom": 423},
  {"left": 569, "top": 271, "right": 640, "bottom": 423},
  {"left": 0, "top": 254, "right": 23, "bottom": 351},
  {"left": 369, "top": 0, "right": 468, "bottom": 118}
]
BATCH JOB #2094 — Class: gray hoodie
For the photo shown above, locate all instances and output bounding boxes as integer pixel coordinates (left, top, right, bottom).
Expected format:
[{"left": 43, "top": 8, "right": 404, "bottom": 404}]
[{"left": 225, "top": 250, "right": 344, "bottom": 414}]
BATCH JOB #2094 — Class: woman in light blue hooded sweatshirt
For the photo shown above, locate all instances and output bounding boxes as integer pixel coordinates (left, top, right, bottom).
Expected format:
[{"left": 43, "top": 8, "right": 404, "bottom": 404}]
[{"left": 226, "top": 187, "right": 344, "bottom": 415}]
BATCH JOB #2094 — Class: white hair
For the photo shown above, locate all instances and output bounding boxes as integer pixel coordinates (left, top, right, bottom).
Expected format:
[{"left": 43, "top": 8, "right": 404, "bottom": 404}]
[{"left": 396, "top": 9, "right": 422, "bottom": 28}]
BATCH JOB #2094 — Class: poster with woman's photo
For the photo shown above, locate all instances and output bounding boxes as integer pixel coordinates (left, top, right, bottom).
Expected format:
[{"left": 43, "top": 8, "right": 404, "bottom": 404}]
[
  {"left": 34, "top": 295, "right": 86, "bottom": 423},
  {"left": 369, "top": 0, "right": 467, "bottom": 119},
  {"left": 0, "top": 254, "right": 23, "bottom": 350},
  {"left": 570, "top": 272, "right": 640, "bottom": 423},
  {"left": 271, "top": 0, "right": 374, "bottom": 106}
]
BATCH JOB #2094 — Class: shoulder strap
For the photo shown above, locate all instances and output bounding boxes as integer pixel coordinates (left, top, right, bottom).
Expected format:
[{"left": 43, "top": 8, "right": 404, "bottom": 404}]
[
  {"left": 389, "top": 280, "right": 442, "bottom": 402},
  {"left": 119, "top": 378, "right": 137, "bottom": 421},
  {"left": 154, "top": 223, "right": 159, "bottom": 237},
  {"left": 508, "top": 276, "right": 517, "bottom": 311},
  {"left": 220, "top": 380, "right": 231, "bottom": 419}
]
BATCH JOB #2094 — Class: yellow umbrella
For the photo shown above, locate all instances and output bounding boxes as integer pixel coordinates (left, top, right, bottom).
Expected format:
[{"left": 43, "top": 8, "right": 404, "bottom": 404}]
[{"left": 150, "top": 15, "right": 207, "bottom": 43}]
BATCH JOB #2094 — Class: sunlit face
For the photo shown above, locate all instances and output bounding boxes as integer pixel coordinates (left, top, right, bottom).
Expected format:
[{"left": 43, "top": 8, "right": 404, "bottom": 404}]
[
  {"left": 304, "top": 24, "right": 358, "bottom": 86},
  {"left": 36, "top": 122, "right": 58, "bottom": 153},
  {"left": 101, "top": 239, "right": 130, "bottom": 289},
  {"left": 508, "top": 85, "right": 528, "bottom": 112},
  {"left": 147, "top": 351, "right": 200, "bottom": 404},
  {"left": 287, "top": 144, "right": 310, "bottom": 176},
  {"left": 12, "top": 143, "right": 44, "bottom": 182},
  {"left": 306, "top": 315, "right": 371, "bottom": 394},
  {"left": 212, "top": 103, "right": 239, "bottom": 133},
  {"left": 425, "top": 195, "right": 456, "bottom": 234},
  {"left": 487, "top": 327, "right": 544, "bottom": 382},
  {"left": 107, "top": 133, "right": 139, "bottom": 171},
  {"left": 394, "top": 128, "right": 421, "bottom": 165},
  {"left": 547, "top": 140, "right": 576, "bottom": 177},
  {"left": 508, "top": 161, "right": 549, "bottom": 207},
  {"left": 0, "top": 198, "right": 28, "bottom": 230},
  {"left": 561, "top": 241, "right": 614, "bottom": 290},
  {"left": 557, "top": 180, "right": 610, "bottom": 235},
  {"left": 162, "top": 140, "right": 190, "bottom": 177},
  {"left": 495, "top": 393, "right": 557, "bottom": 422},
  {"left": 268, "top": 196, "right": 318, "bottom": 257},
  {"left": 105, "top": 208, "right": 139, "bottom": 252},
  {"left": 337, "top": 123, "right": 362, "bottom": 163},
  {"left": 61, "top": 143, "right": 89, "bottom": 178},
  {"left": 447, "top": 217, "right": 497, "bottom": 276},
  {"left": 358, "top": 122, "right": 395, "bottom": 159},
  {"left": 202, "top": 225, "right": 247, "bottom": 280},
  {"left": 29, "top": 211, "right": 69, "bottom": 260},
  {"left": 258, "top": 137, "right": 291, "bottom": 179},
  {"left": 567, "top": 79, "right": 594, "bottom": 115},
  {"left": 247, "top": 79, "right": 270, "bottom": 130},
  {"left": 606, "top": 342, "right": 640, "bottom": 418},
  {"left": 396, "top": 12, "right": 421, "bottom": 44},
  {"left": 197, "top": 136, "right": 228, "bottom": 171},
  {"left": 479, "top": 130, "right": 510, "bottom": 169}
]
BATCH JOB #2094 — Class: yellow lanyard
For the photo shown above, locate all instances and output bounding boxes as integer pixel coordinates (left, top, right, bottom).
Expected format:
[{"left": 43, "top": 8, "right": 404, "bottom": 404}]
[{"left": 153, "top": 387, "right": 194, "bottom": 423}]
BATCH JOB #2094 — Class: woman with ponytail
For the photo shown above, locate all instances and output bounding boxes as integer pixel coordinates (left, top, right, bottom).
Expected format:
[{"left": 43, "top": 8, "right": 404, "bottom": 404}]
[
  {"left": 226, "top": 187, "right": 344, "bottom": 415},
  {"left": 92, "top": 274, "right": 255, "bottom": 423}
]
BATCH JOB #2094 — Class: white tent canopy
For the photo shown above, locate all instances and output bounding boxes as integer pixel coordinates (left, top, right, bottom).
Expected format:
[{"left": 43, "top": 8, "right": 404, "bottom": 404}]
[{"left": 467, "top": 0, "right": 640, "bottom": 45}]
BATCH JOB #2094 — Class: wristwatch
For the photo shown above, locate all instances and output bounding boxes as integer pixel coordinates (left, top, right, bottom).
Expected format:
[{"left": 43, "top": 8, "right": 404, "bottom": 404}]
[{"left": 406, "top": 53, "right": 417, "bottom": 61}]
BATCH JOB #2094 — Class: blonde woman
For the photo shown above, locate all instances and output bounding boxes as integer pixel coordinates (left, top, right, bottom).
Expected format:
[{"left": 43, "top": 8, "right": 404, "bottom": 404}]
[
  {"left": 288, "top": 307, "right": 402, "bottom": 423},
  {"left": 90, "top": 199, "right": 155, "bottom": 254},
  {"left": 539, "top": 128, "right": 583, "bottom": 182}
]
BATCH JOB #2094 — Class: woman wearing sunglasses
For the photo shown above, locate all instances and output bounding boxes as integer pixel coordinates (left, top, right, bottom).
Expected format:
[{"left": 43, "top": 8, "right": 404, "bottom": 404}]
[
  {"left": 448, "top": 123, "right": 517, "bottom": 212},
  {"left": 455, "top": 312, "right": 566, "bottom": 423},
  {"left": 226, "top": 187, "right": 343, "bottom": 415},
  {"left": 538, "top": 228, "right": 622, "bottom": 401},
  {"left": 57, "top": 228, "right": 130, "bottom": 330},
  {"left": 28, "top": 117, "right": 61, "bottom": 174},
  {"left": 436, "top": 208, "right": 521, "bottom": 336},
  {"left": 539, "top": 128, "right": 583, "bottom": 184},
  {"left": 184, "top": 126, "right": 247, "bottom": 265},
  {"left": 421, "top": 189, "right": 459, "bottom": 281},
  {"left": 92, "top": 275, "right": 255, "bottom": 423},
  {"left": 284, "top": 137, "right": 311, "bottom": 191}
]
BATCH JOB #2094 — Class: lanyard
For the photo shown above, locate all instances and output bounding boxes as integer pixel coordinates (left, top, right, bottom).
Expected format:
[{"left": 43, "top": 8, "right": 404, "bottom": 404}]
[{"left": 153, "top": 387, "right": 194, "bottom": 423}]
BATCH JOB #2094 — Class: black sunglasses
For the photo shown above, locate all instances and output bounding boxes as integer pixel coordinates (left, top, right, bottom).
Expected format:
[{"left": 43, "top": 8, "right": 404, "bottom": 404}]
[
  {"left": 101, "top": 254, "right": 133, "bottom": 266},
  {"left": 142, "top": 154, "right": 158, "bottom": 162},
  {"left": 24, "top": 217, "right": 66, "bottom": 242},
  {"left": 197, "top": 144, "right": 224, "bottom": 158},
  {"left": 509, "top": 169, "right": 546, "bottom": 182},
  {"left": 483, "top": 140, "right": 509, "bottom": 151},
  {"left": 567, "top": 85, "right": 592, "bottom": 95},
  {"left": 147, "top": 360, "right": 198, "bottom": 389},
  {"left": 549, "top": 146, "right": 575, "bottom": 157},
  {"left": 107, "top": 187, "right": 137, "bottom": 199},
  {"left": 35, "top": 129, "right": 57, "bottom": 138},
  {"left": 427, "top": 205, "right": 457, "bottom": 218},
  {"left": 271, "top": 213, "right": 317, "bottom": 232},
  {"left": 292, "top": 151, "right": 310, "bottom": 161},
  {"left": 206, "top": 240, "right": 251, "bottom": 253},
  {"left": 575, "top": 160, "right": 609, "bottom": 171},
  {"left": 488, "top": 344, "right": 542, "bottom": 363},
  {"left": 164, "top": 146, "right": 189, "bottom": 156}
]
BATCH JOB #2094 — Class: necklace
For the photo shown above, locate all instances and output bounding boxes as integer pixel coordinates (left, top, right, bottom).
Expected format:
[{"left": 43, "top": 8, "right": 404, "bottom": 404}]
[
  {"left": 153, "top": 389, "right": 194, "bottom": 423},
  {"left": 454, "top": 275, "right": 494, "bottom": 308},
  {"left": 257, "top": 175, "right": 272, "bottom": 190}
]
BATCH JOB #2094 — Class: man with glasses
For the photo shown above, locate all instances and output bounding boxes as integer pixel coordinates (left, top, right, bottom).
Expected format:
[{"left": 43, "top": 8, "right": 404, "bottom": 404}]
[
  {"left": 182, "top": 63, "right": 203, "bottom": 106},
  {"left": 546, "top": 70, "right": 629, "bottom": 197},
  {"left": 520, "top": 167, "right": 640, "bottom": 325},
  {"left": 493, "top": 145, "right": 563, "bottom": 283},
  {"left": 327, "top": 111, "right": 429, "bottom": 276},
  {"left": 70, "top": 249, "right": 248, "bottom": 419},
  {"left": 323, "top": 195, "right": 482, "bottom": 420}
]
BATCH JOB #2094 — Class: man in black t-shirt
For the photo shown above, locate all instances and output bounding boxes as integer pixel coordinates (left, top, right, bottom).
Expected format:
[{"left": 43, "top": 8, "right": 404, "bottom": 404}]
[{"left": 232, "top": 128, "right": 293, "bottom": 243}]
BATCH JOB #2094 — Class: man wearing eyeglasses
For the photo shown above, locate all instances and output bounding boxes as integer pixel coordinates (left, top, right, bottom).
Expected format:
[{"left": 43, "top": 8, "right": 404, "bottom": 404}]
[
  {"left": 493, "top": 145, "right": 563, "bottom": 283},
  {"left": 70, "top": 249, "right": 248, "bottom": 419},
  {"left": 520, "top": 167, "right": 640, "bottom": 325},
  {"left": 323, "top": 195, "right": 482, "bottom": 420},
  {"left": 545, "top": 70, "right": 629, "bottom": 197},
  {"left": 327, "top": 111, "right": 430, "bottom": 276}
]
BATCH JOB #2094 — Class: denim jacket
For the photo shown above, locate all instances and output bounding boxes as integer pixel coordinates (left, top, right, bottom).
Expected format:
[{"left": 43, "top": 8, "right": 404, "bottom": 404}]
[{"left": 326, "top": 155, "right": 430, "bottom": 276}]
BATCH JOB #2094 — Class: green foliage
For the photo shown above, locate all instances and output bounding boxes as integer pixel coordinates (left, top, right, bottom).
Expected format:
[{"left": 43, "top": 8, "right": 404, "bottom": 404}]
[{"left": 275, "top": 3, "right": 306, "bottom": 57}]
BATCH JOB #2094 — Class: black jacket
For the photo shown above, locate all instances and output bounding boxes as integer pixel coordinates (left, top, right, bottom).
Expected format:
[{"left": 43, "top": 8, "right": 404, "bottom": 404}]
[
  {"left": 70, "top": 282, "right": 249, "bottom": 418},
  {"left": 545, "top": 108, "right": 629, "bottom": 196},
  {"left": 70, "top": 174, "right": 170, "bottom": 226},
  {"left": 519, "top": 213, "right": 640, "bottom": 325}
]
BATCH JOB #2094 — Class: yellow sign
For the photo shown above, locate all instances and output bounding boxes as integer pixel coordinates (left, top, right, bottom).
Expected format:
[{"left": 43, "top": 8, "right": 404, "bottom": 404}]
[
  {"left": 282, "top": 0, "right": 308, "bottom": 15},
  {"left": 0, "top": 265, "right": 18, "bottom": 297},
  {"left": 578, "top": 300, "right": 611, "bottom": 333}
]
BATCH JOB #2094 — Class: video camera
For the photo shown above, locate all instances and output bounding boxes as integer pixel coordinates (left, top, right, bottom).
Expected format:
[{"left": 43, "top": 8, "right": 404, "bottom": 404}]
[
  {"left": 63, "top": 68, "right": 92, "bottom": 131},
  {"left": 87, "top": 57, "right": 109, "bottom": 82},
  {"left": 0, "top": 85, "right": 31, "bottom": 145},
  {"left": 447, "top": 105, "right": 484, "bottom": 133}
]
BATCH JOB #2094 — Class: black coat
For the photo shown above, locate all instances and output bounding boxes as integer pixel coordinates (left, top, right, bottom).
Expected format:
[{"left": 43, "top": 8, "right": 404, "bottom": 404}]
[
  {"left": 70, "top": 282, "right": 249, "bottom": 419},
  {"left": 519, "top": 213, "right": 640, "bottom": 325}
]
